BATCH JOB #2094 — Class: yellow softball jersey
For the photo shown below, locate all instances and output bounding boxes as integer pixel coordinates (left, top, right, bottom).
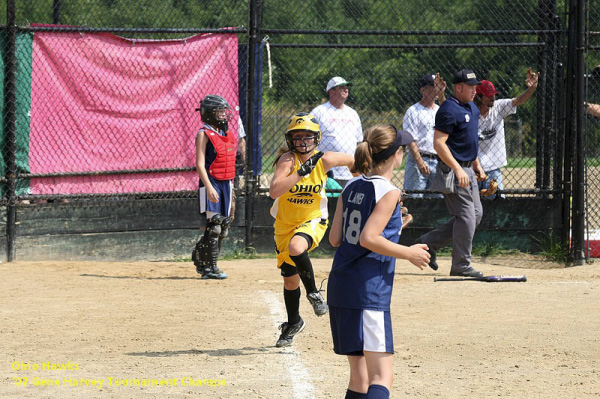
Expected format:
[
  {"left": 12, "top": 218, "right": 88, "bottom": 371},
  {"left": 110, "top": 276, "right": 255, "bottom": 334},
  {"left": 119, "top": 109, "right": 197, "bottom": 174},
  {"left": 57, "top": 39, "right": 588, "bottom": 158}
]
[
  {"left": 271, "top": 151, "right": 329, "bottom": 267},
  {"left": 270, "top": 151, "right": 329, "bottom": 229}
]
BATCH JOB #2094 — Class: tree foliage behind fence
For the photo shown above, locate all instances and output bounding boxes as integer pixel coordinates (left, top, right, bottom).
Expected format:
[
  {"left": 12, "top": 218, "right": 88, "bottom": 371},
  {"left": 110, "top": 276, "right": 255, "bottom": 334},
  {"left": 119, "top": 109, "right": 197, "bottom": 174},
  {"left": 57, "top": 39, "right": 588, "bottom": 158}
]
[{"left": 0, "top": 0, "right": 597, "bottom": 261}]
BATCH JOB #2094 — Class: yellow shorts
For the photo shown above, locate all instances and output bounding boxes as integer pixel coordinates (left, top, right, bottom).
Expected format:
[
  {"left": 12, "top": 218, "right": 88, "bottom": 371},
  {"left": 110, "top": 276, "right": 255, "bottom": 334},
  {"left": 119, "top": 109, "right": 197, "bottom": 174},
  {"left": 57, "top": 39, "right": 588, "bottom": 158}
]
[{"left": 274, "top": 218, "right": 328, "bottom": 268}]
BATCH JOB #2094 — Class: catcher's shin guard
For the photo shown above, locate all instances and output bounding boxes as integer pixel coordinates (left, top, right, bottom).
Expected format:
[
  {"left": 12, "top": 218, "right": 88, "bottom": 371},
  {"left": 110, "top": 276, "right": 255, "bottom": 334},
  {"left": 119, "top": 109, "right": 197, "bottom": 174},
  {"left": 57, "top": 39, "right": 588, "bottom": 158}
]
[
  {"left": 217, "top": 216, "right": 232, "bottom": 252},
  {"left": 201, "top": 214, "right": 227, "bottom": 279},
  {"left": 193, "top": 214, "right": 222, "bottom": 275},
  {"left": 192, "top": 240, "right": 205, "bottom": 274}
]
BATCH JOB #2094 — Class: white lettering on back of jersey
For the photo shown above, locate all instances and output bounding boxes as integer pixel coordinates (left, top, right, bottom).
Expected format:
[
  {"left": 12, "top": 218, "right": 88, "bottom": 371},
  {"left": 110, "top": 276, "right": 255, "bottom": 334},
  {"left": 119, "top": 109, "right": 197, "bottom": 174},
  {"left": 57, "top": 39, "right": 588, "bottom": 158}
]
[{"left": 347, "top": 191, "right": 364, "bottom": 205}]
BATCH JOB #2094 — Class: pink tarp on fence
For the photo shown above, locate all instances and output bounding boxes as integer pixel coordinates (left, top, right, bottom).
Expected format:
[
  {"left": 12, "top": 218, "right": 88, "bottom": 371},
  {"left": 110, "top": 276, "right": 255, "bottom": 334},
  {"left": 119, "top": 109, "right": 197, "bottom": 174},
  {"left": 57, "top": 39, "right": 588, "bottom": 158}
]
[{"left": 29, "top": 30, "right": 239, "bottom": 194}]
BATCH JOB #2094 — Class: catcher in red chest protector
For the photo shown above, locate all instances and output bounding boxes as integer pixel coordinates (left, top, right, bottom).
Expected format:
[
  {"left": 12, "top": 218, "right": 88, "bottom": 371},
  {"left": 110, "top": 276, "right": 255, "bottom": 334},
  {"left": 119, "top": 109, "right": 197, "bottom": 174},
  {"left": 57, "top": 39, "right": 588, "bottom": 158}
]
[{"left": 192, "top": 95, "right": 237, "bottom": 280}]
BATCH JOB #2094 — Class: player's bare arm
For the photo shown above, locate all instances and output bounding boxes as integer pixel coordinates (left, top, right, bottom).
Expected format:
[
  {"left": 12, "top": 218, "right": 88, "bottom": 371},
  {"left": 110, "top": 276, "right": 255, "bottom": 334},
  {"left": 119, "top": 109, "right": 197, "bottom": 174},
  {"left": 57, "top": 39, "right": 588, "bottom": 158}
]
[
  {"left": 196, "top": 132, "right": 219, "bottom": 202},
  {"left": 328, "top": 195, "right": 344, "bottom": 247},
  {"left": 269, "top": 152, "right": 303, "bottom": 199},
  {"left": 359, "top": 190, "right": 430, "bottom": 269},
  {"left": 433, "top": 129, "right": 469, "bottom": 188},
  {"left": 321, "top": 151, "right": 354, "bottom": 173}
]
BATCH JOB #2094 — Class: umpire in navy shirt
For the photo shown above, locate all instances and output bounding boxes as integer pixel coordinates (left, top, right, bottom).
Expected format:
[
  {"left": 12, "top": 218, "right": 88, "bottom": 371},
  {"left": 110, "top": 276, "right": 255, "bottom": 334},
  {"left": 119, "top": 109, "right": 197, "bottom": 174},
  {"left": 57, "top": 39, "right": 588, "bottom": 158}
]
[{"left": 415, "top": 69, "right": 487, "bottom": 278}]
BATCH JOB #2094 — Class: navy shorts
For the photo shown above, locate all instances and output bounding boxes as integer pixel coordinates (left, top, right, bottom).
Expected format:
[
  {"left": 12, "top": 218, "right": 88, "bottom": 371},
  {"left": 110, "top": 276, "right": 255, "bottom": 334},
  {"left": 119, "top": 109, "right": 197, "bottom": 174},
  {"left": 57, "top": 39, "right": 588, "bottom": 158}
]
[
  {"left": 329, "top": 306, "right": 394, "bottom": 356},
  {"left": 198, "top": 177, "right": 233, "bottom": 218}
]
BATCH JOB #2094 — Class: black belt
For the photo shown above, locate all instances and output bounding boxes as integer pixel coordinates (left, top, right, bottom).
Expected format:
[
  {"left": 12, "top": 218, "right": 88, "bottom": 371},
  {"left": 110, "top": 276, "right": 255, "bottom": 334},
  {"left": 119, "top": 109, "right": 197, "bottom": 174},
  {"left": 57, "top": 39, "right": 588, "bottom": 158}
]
[
  {"left": 419, "top": 152, "right": 437, "bottom": 159},
  {"left": 436, "top": 155, "right": 472, "bottom": 168}
]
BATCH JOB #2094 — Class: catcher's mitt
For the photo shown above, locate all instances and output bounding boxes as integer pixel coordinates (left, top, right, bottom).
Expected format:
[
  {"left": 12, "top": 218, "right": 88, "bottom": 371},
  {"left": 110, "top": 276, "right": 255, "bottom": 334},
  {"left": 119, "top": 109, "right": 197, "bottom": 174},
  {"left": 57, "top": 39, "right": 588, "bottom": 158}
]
[{"left": 480, "top": 179, "right": 498, "bottom": 197}]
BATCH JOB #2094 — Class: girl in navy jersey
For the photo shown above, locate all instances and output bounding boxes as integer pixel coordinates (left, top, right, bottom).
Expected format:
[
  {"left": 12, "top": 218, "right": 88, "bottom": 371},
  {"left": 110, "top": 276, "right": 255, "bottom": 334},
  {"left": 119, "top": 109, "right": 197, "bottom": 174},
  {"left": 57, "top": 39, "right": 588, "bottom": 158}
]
[{"left": 328, "top": 124, "right": 430, "bottom": 399}]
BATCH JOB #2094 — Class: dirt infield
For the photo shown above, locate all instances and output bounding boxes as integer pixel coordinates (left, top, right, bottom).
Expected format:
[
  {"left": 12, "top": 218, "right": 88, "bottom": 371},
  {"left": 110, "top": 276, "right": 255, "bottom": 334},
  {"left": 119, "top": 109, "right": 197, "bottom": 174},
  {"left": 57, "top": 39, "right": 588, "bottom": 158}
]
[{"left": 2, "top": 257, "right": 599, "bottom": 398}]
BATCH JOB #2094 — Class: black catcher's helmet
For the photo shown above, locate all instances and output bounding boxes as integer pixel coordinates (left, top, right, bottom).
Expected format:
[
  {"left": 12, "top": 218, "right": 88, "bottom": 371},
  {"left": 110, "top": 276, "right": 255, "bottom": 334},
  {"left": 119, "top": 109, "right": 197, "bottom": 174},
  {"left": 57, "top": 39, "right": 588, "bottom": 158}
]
[{"left": 196, "top": 95, "right": 233, "bottom": 131}]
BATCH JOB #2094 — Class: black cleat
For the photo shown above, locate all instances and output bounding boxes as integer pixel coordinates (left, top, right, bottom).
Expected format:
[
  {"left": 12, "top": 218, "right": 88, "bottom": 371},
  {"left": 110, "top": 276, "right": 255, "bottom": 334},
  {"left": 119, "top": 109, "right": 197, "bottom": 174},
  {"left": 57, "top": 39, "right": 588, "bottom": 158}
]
[
  {"left": 201, "top": 265, "right": 227, "bottom": 279},
  {"left": 449, "top": 267, "right": 484, "bottom": 278},
  {"left": 201, "top": 270, "right": 227, "bottom": 279},
  {"left": 306, "top": 291, "right": 328, "bottom": 316},
  {"left": 416, "top": 239, "right": 438, "bottom": 270},
  {"left": 276, "top": 318, "right": 306, "bottom": 347}
]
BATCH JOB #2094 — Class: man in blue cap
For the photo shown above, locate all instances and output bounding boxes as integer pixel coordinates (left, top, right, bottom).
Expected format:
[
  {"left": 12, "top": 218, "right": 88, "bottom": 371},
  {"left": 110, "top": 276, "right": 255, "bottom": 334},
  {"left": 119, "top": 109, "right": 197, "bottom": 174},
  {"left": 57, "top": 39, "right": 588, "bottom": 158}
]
[{"left": 415, "top": 69, "right": 487, "bottom": 278}]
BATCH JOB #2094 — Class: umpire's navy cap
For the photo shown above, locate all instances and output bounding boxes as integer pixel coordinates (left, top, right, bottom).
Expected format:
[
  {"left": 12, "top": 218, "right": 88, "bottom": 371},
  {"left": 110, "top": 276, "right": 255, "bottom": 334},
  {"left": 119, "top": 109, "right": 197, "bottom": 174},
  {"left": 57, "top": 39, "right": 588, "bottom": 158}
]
[{"left": 452, "top": 69, "right": 481, "bottom": 86}]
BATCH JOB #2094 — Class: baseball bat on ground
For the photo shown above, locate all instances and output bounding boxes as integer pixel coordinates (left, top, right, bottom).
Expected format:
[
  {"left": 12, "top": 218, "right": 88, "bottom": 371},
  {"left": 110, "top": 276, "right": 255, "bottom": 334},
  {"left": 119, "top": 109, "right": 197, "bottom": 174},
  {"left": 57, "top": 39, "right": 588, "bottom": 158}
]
[{"left": 434, "top": 275, "right": 527, "bottom": 282}]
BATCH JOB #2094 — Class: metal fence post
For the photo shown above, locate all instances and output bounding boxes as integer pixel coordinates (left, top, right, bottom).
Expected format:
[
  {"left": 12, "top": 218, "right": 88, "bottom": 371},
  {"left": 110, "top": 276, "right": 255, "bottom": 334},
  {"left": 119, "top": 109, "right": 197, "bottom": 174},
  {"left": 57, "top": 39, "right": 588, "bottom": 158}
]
[
  {"left": 556, "top": 62, "right": 570, "bottom": 248},
  {"left": 536, "top": 1, "right": 548, "bottom": 191},
  {"left": 53, "top": 0, "right": 62, "bottom": 24},
  {"left": 245, "top": 0, "right": 262, "bottom": 250},
  {"left": 4, "top": 0, "right": 17, "bottom": 262},
  {"left": 563, "top": 0, "right": 577, "bottom": 262},
  {"left": 536, "top": 0, "right": 559, "bottom": 193},
  {"left": 572, "top": 0, "right": 586, "bottom": 265}
]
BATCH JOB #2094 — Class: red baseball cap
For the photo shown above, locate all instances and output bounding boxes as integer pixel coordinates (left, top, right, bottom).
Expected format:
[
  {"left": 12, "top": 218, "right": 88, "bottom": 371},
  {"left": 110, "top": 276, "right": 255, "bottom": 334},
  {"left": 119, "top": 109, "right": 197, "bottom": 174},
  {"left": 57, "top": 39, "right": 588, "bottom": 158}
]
[{"left": 476, "top": 80, "right": 498, "bottom": 98}]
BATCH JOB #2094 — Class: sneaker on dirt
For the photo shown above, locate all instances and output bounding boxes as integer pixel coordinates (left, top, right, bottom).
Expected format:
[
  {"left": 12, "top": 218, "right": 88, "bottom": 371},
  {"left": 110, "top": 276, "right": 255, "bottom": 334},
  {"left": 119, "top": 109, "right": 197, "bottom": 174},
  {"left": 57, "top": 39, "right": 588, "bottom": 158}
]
[
  {"left": 276, "top": 318, "right": 306, "bottom": 347},
  {"left": 306, "top": 291, "right": 328, "bottom": 316}
]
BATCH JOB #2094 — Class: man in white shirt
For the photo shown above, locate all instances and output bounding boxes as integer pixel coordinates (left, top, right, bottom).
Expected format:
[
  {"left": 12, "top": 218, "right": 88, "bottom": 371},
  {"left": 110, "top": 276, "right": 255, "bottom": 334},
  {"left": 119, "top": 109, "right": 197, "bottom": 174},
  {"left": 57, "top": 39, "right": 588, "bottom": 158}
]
[
  {"left": 236, "top": 115, "right": 246, "bottom": 169},
  {"left": 311, "top": 76, "right": 363, "bottom": 187},
  {"left": 403, "top": 73, "right": 446, "bottom": 198},
  {"left": 475, "top": 68, "right": 539, "bottom": 199}
]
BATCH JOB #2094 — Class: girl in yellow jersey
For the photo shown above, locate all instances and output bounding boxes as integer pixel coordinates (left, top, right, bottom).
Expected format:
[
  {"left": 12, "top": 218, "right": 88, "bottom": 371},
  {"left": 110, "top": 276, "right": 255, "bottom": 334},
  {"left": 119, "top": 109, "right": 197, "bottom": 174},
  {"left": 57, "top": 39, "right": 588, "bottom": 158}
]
[{"left": 269, "top": 112, "right": 354, "bottom": 347}]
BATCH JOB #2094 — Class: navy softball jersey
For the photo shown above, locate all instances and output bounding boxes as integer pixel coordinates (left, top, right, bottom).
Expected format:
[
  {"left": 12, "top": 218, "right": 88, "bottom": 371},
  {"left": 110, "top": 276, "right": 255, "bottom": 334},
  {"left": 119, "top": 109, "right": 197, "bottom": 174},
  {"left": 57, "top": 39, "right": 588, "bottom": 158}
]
[{"left": 327, "top": 175, "right": 403, "bottom": 312}]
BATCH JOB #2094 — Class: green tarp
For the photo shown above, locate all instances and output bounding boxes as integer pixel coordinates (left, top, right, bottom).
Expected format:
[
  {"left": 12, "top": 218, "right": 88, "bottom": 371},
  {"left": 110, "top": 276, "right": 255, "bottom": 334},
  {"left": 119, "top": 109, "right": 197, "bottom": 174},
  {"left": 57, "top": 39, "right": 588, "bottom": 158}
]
[{"left": 0, "top": 31, "right": 33, "bottom": 196}]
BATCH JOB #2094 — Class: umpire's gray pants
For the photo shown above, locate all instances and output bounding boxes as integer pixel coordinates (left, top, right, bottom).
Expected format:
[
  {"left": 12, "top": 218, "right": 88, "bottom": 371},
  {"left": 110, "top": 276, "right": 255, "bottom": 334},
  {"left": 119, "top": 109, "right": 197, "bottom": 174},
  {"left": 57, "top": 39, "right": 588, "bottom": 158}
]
[{"left": 419, "top": 166, "right": 483, "bottom": 272}]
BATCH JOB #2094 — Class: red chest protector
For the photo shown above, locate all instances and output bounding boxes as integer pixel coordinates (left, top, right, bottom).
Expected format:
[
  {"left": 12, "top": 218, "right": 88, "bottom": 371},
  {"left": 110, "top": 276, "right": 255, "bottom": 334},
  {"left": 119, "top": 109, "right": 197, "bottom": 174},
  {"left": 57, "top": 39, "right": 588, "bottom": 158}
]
[{"left": 204, "top": 127, "right": 237, "bottom": 180}]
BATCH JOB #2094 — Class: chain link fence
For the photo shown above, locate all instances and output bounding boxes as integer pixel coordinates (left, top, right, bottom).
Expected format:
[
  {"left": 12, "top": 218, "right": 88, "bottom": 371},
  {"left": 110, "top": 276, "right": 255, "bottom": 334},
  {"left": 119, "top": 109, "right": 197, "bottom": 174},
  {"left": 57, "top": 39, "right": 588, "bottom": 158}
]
[
  {"left": 584, "top": 0, "right": 600, "bottom": 253},
  {"left": 259, "top": 0, "right": 561, "bottom": 200},
  {"left": 1, "top": 0, "right": 598, "bottom": 260},
  {"left": 1, "top": 0, "right": 249, "bottom": 205}
]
